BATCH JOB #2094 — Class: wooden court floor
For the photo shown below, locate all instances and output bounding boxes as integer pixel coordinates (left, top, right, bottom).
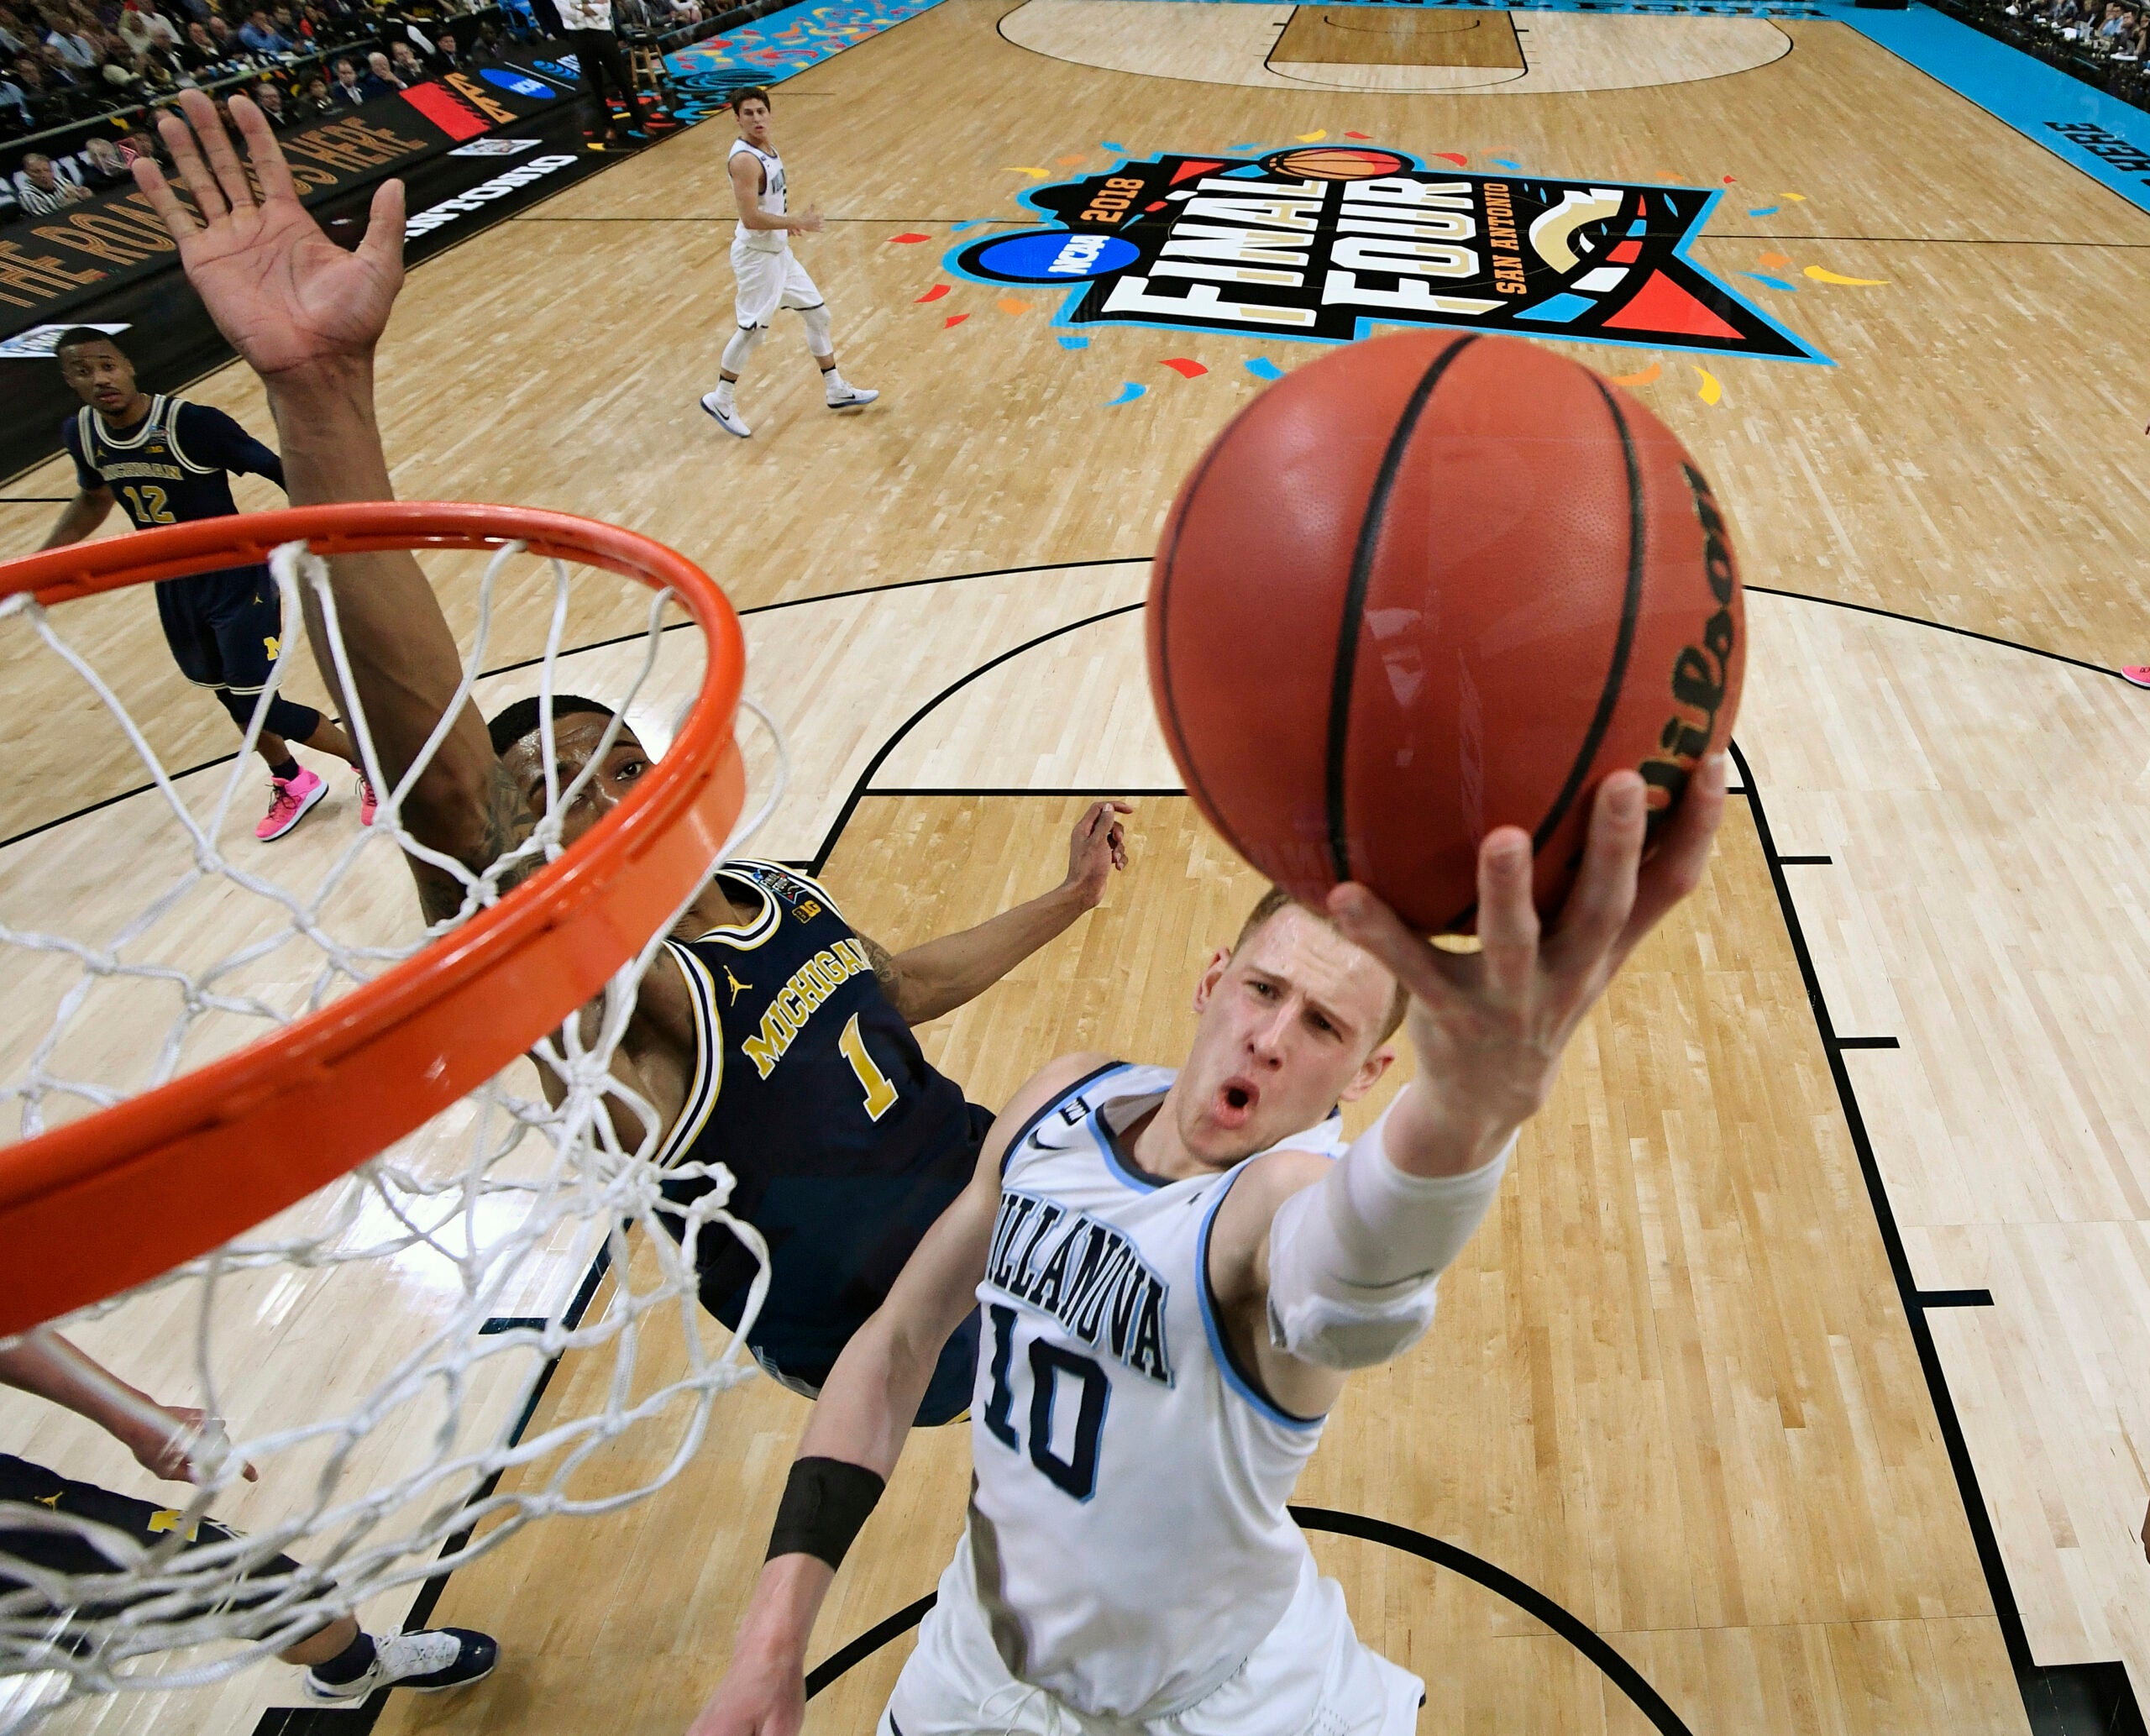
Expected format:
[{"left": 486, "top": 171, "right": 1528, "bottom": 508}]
[{"left": 3, "top": 2, "right": 2149, "bottom": 1731}]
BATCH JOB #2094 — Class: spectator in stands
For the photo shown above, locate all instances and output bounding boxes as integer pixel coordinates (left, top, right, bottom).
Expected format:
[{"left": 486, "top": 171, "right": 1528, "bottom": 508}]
[
  {"left": 614, "top": 0, "right": 653, "bottom": 30},
  {"left": 433, "top": 24, "right": 475, "bottom": 68},
  {"left": 236, "top": 7, "right": 288, "bottom": 51},
  {"left": 0, "top": 63, "right": 31, "bottom": 129},
  {"left": 558, "top": 0, "right": 644, "bottom": 146},
  {"left": 270, "top": 3, "right": 302, "bottom": 40},
  {"left": 359, "top": 46, "right": 401, "bottom": 92},
  {"left": 387, "top": 37, "right": 422, "bottom": 81},
  {"left": 10, "top": 55, "right": 73, "bottom": 124},
  {"left": 18, "top": 149, "right": 90, "bottom": 212},
  {"left": 291, "top": 69, "right": 328, "bottom": 113},
  {"left": 80, "top": 130, "right": 131, "bottom": 186},
  {"left": 253, "top": 74, "right": 290, "bottom": 121},
  {"left": 204, "top": 11, "right": 233, "bottom": 53},
  {"left": 43, "top": 10, "right": 96, "bottom": 66},
  {"left": 178, "top": 17, "right": 218, "bottom": 65},
  {"left": 118, "top": 0, "right": 177, "bottom": 55},
  {"left": 327, "top": 53, "right": 363, "bottom": 101}
]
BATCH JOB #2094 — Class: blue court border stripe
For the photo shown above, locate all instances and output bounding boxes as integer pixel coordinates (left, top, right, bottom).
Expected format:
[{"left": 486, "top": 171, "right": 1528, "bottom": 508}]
[{"left": 1837, "top": 3, "right": 2150, "bottom": 217}]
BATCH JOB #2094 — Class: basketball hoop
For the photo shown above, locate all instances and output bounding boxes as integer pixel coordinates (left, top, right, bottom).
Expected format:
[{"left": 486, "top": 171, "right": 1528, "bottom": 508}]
[
  {"left": 0, "top": 503, "right": 773, "bottom": 1712},
  {"left": 0, "top": 502, "right": 747, "bottom": 1337}
]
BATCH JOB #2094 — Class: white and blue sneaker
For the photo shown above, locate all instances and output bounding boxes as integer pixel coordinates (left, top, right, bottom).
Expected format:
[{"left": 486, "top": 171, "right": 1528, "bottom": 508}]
[
  {"left": 699, "top": 391, "right": 751, "bottom": 438},
  {"left": 303, "top": 1627, "right": 498, "bottom": 1702},
  {"left": 826, "top": 381, "right": 879, "bottom": 411}
]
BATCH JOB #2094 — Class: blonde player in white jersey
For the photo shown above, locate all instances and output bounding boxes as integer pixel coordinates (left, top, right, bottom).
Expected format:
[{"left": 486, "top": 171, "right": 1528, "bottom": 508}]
[
  {"left": 700, "top": 85, "right": 878, "bottom": 439},
  {"left": 687, "top": 754, "right": 1728, "bottom": 1736}
]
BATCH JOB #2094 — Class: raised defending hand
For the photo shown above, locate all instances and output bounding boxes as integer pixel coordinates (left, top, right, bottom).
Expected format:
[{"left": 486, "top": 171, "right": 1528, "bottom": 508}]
[
  {"left": 1063, "top": 799, "right": 1133, "bottom": 908},
  {"left": 1328, "top": 757, "right": 1728, "bottom": 1169},
  {"left": 133, "top": 88, "right": 404, "bottom": 378}
]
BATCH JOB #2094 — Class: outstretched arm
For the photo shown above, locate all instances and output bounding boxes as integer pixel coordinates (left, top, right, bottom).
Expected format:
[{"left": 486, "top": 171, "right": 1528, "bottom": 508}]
[
  {"left": 0, "top": 1332, "right": 258, "bottom": 1486},
  {"left": 133, "top": 90, "right": 522, "bottom": 921},
  {"left": 684, "top": 1051, "right": 1104, "bottom": 1736},
  {"left": 864, "top": 800, "right": 1131, "bottom": 1026},
  {"left": 1209, "top": 758, "right": 1729, "bottom": 1421}
]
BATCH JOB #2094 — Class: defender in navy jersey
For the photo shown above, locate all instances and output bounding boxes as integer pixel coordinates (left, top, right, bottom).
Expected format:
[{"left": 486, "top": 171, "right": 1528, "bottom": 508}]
[
  {"left": 486, "top": 691, "right": 1131, "bottom": 1425},
  {"left": 651, "top": 857, "right": 1004, "bottom": 1420},
  {"left": 41, "top": 328, "right": 370, "bottom": 842}
]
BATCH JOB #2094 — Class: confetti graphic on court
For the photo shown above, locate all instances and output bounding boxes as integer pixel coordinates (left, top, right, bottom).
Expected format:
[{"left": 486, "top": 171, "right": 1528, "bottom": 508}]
[
  {"left": 1694, "top": 365, "right": 1723, "bottom": 404},
  {"left": 1610, "top": 361, "right": 1662, "bottom": 386},
  {"left": 1244, "top": 358, "right": 1284, "bottom": 380},
  {"left": 663, "top": 0, "right": 950, "bottom": 118},
  {"left": 915, "top": 284, "right": 951, "bottom": 302},
  {"left": 1158, "top": 358, "right": 1207, "bottom": 378},
  {"left": 1806, "top": 265, "right": 1890, "bottom": 286},
  {"left": 1104, "top": 382, "right": 1146, "bottom": 406}
]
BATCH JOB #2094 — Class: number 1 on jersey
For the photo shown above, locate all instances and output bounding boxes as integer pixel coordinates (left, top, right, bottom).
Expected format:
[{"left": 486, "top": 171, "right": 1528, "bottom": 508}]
[{"left": 837, "top": 1012, "right": 899, "bottom": 1120}]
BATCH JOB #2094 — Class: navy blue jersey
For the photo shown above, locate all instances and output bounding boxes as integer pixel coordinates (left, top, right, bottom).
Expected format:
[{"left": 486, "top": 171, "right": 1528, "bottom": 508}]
[
  {"left": 655, "top": 859, "right": 988, "bottom": 1408},
  {"left": 62, "top": 396, "right": 285, "bottom": 529}
]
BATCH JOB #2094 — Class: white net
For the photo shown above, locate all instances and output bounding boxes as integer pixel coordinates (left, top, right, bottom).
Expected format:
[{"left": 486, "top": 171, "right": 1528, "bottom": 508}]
[{"left": 0, "top": 532, "right": 775, "bottom": 1724}]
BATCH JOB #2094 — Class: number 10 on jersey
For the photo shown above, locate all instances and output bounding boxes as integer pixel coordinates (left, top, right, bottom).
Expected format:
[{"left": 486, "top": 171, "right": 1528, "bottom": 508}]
[{"left": 982, "top": 1303, "right": 1109, "bottom": 1500}]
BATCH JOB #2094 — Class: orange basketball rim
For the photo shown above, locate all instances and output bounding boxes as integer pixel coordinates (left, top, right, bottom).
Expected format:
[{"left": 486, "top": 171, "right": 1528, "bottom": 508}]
[{"left": 0, "top": 502, "right": 748, "bottom": 1338}]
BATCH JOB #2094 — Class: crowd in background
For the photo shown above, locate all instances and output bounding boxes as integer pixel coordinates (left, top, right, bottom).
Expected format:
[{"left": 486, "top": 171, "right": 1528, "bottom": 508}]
[
  {"left": 0, "top": 0, "right": 517, "bottom": 149},
  {"left": 1973, "top": 0, "right": 2150, "bottom": 103}
]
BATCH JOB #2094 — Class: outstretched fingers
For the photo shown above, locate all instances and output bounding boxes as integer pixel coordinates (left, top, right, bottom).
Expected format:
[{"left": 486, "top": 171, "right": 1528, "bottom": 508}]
[
  {"left": 156, "top": 104, "right": 228, "bottom": 225},
  {"left": 1326, "top": 882, "right": 1471, "bottom": 1013},
  {"left": 130, "top": 153, "right": 197, "bottom": 240},
  {"left": 228, "top": 92, "right": 299, "bottom": 206},
  {"left": 359, "top": 177, "right": 408, "bottom": 281},
  {"left": 1615, "top": 752, "right": 1728, "bottom": 962},
  {"left": 180, "top": 87, "right": 260, "bottom": 215},
  {"left": 1474, "top": 826, "right": 1540, "bottom": 1004},
  {"left": 1543, "top": 771, "right": 1647, "bottom": 983}
]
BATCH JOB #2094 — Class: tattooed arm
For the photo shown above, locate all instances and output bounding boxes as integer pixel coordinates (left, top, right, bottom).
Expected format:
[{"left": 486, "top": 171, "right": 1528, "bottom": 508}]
[{"left": 133, "top": 92, "right": 520, "bottom": 906}]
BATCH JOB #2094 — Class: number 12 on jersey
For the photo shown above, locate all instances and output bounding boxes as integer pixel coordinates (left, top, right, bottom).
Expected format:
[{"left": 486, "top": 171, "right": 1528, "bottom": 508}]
[{"left": 982, "top": 1303, "right": 1110, "bottom": 1500}]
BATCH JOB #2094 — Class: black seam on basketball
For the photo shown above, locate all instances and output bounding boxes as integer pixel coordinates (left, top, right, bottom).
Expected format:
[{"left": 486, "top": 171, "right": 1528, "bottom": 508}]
[
  {"left": 1324, "top": 336, "right": 1479, "bottom": 884},
  {"left": 1528, "top": 380, "right": 1649, "bottom": 853},
  {"left": 1153, "top": 430, "right": 1247, "bottom": 866}
]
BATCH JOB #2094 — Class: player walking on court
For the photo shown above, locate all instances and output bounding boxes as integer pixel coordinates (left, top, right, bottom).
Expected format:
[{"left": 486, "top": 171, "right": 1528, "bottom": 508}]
[
  {"left": 39, "top": 328, "right": 372, "bottom": 842},
  {"left": 700, "top": 87, "right": 877, "bottom": 438},
  {"left": 688, "top": 795, "right": 1725, "bottom": 1725},
  {"left": 128, "top": 89, "right": 1125, "bottom": 1431}
]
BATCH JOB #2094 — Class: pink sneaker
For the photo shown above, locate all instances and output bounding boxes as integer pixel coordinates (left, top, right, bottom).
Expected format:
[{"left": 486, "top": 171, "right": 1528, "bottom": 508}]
[
  {"left": 2123, "top": 666, "right": 2150, "bottom": 690},
  {"left": 256, "top": 767, "right": 327, "bottom": 841},
  {"left": 357, "top": 773, "right": 378, "bottom": 827}
]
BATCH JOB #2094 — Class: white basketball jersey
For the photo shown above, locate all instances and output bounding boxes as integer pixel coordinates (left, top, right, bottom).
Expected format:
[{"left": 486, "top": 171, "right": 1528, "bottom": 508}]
[
  {"left": 729, "top": 137, "right": 787, "bottom": 254},
  {"left": 957, "top": 1062, "right": 1347, "bottom": 1723}
]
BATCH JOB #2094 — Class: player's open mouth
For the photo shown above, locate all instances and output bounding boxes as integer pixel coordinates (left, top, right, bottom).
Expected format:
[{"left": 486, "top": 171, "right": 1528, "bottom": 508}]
[{"left": 1215, "top": 1078, "right": 1260, "bottom": 1128}]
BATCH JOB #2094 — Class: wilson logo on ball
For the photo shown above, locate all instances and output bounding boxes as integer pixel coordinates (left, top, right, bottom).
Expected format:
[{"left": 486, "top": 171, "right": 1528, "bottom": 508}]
[{"left": 1641, "top": 467, "right": 1741, "bottom": 814}]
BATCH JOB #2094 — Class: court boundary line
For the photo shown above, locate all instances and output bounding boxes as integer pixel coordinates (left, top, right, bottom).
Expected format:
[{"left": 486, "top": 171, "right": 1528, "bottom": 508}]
[{"left": 1732, "top": 737, "right": 2146, "bottom": 1734}]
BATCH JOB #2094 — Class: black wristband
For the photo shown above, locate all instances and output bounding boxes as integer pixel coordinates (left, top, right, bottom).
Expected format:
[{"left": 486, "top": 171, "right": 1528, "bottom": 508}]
[{"left": 766, "top": 1456, "right": 886, "bottom": 1571}]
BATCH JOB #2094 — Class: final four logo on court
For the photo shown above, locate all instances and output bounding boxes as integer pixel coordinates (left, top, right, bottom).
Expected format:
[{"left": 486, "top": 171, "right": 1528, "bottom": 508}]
[{"left": 951, "top": 145, "right": 1827, "bottom": 363}]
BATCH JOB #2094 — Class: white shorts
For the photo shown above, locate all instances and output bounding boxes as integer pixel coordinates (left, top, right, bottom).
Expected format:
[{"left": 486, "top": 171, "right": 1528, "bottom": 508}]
[
  {"left": 878, "top": 1550, "right": 1423, "bottom": 1736},
  {"left": 732, "top": 241, "right": 822, "bottom": 329}
]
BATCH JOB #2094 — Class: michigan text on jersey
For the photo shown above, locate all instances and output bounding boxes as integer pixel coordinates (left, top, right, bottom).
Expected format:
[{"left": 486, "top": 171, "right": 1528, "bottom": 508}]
[{"left": 739, "top": 937, "right": 879, "bottom": 1078}]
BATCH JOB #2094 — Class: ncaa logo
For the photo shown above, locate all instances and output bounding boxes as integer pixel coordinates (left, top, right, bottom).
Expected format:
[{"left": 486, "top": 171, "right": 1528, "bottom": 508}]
[
  {"left": 480, "top": 66, "right": 554, "bottom": 97},
  {"left": 974, "top": 231, "right": 1141, "bottom": 282}
]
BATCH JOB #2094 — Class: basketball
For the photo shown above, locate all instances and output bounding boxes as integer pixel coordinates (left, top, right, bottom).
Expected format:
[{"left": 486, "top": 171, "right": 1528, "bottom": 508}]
[
  {"left": 1146, "top": 330, "right": 1743, "bottom": 934},
  {"left": 1263, "top": 146, "right": 1408, "bottom": 181}
]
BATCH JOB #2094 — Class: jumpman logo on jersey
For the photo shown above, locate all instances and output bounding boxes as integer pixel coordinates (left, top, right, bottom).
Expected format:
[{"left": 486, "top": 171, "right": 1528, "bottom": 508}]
[{"left": 724, "top": 966, "right": 752, "bottom": 1004}]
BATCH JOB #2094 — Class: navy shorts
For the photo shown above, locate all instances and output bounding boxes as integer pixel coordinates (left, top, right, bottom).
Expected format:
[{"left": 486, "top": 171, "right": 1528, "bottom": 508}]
[
  {"left": 0, "top": 1452, "right": 317, "bottom": 1635},
  {"left": 154, "top": 564, "right": 285, "bottom": 695}
]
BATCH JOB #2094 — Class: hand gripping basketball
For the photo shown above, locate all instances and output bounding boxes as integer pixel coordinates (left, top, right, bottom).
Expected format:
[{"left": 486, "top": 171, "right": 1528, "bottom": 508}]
[
  {"left": 133, "top": 88, "right": 405, "bottom": 377},
  {"left": 1329, "top": 756, "right": 1728, "bottom": 1166}
]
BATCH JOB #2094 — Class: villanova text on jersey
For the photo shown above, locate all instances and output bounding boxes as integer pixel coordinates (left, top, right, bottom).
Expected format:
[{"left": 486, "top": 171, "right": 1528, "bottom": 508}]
[{"left": 985, "top": 1189, "right": 1173, "bottom": 1387}]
